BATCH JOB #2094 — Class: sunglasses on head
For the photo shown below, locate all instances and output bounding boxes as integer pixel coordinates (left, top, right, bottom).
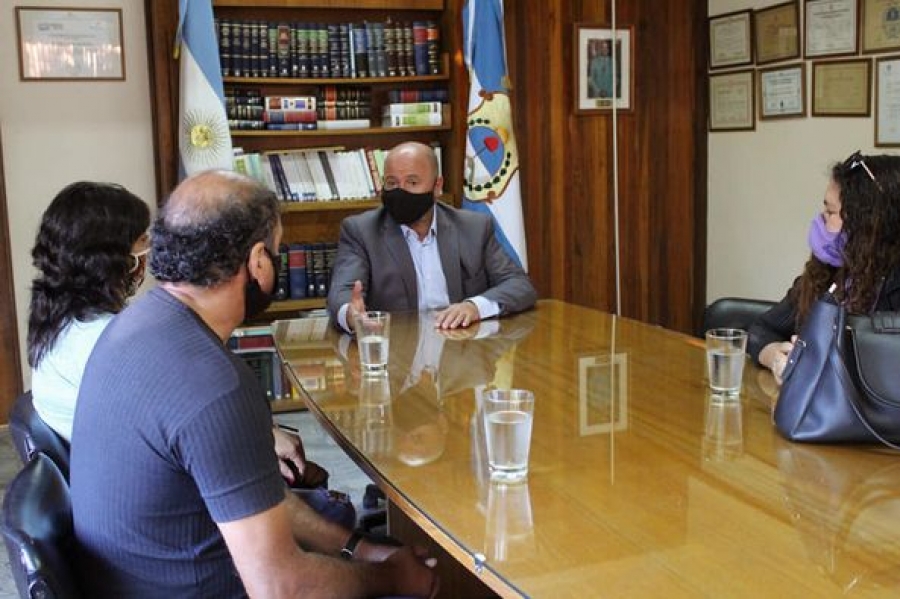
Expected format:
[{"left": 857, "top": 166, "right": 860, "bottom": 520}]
[{"left": 843, "top": 150, "right": 878, "bottom": 184}]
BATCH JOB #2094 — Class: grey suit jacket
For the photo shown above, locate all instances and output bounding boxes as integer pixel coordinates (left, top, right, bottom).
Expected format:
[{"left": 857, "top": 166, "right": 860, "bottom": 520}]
[{"left": 327, "top": 202, "right": 536, "bottom": 323}]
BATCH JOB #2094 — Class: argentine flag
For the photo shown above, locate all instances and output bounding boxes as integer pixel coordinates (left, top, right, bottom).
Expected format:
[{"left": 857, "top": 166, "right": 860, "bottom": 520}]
[
  {"left": 462, "top": 0, "right": 528, "bottom": 271},
  {"left": 177, "top": 0, "right": 232, "bottom": 177}
]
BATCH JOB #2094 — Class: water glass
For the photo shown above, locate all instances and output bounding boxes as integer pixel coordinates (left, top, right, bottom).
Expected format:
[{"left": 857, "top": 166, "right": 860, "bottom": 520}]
[
  {"left": 482, "top": 389, "right": 535, "bottom": 482},
  {"left": 353, "top": 311, "right": 391, "bottom": 375},
  {"left": 705, "top": 328, "right": 748, "bottom": 396}
]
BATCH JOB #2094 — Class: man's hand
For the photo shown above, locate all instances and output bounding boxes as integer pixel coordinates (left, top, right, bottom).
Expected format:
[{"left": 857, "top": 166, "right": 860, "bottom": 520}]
[
  {"left": 434, "top": 301, "right": 480, "bottom": 330},
  {"left": 273, "top": 427, "right": 306, "bottom": 485},
  {"left": 383, "top": 545, "right": 439, "bottom": 599},
  {"left": 347, "top": 280, "right": 368, "bottom": 328}
]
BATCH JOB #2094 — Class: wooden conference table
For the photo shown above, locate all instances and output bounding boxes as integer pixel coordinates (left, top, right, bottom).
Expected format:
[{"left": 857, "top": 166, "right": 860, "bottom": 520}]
[{"left": 273, "top": 300, "right": 900, "bottom": 598}]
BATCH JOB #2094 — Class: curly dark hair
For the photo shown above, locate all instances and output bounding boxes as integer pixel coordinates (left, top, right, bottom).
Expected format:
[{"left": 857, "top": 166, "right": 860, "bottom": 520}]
[
  {"left": 28, "top": 182, "right": 151, "bottom": 367},
  {"left": 150, "top": 171, "right": 279, "bottom": 286},
  {"left": 794, "top": 153, "right": 900, "bottom": 322}
]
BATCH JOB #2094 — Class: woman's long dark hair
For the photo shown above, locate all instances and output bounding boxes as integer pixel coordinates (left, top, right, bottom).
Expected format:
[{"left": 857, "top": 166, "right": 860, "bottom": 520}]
[
  {"left": 794, "top": 153, "right": 900, "bottom": 323},
  {"left": 28, "top": 182, "right": 150, "bottom": 367}
]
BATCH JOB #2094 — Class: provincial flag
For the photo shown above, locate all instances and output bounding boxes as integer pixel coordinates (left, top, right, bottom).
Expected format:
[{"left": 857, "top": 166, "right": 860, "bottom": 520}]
[
  {"left": 462, "top": 0, "right": 528, "bottom": 270},
  {"left": 176, "top": 0, "right": 232, "bottom": 177}
]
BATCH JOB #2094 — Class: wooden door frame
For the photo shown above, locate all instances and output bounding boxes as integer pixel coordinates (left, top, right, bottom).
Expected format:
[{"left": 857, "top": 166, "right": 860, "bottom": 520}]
[{"left": 0, "top": 130, "right": 23, "bottom": 419}]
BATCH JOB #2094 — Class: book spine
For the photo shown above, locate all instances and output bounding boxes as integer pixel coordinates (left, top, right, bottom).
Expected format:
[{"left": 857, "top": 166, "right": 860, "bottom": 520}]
[
  {"left": 275, "top": 244, "right": 290, "bottom": 300},
  {"left": 318, "top": 24, "right": 330, "bottom": 78},
  {"left": 249, "top": 20, "right": 261, "bottom": 78},
  {"left": 258, "top": 21, "right": 270, "bottom": 78},
  {"left": 265, "top": 123, "right": 318, "bottom": 131},
  {"left": 293, "top": 23, "right": 304, "bottom": 78},
  {"left": 276, "top": 23, "right": 292, "bottom": 77},
  {"left": 382, "top": 102, "right": 442, "bottom": 115},
  {"left": 412, "top": 21, "right": 429, "bottom": 76},
  {"left": 383, "top": 112, "right": 442, "bottom": 127},
  {"left": 240, "top": 21, "right": 252, "bottom": 78},
  {"left": 218, "top": 18, "right": 232, "bottom": 77},
  {"left": 352, "top": 23, "right": 369, "bottom": 78},
  {"left": 427, "top": 20, "right": 441, "bottom": 75},
  {"left": 265, "top": 96, "right": 316, "bottom": 111},
  {"left": 288, "top": 244, "right": 308, "bottom": 299},
  {"left": 263, "top": 109, "right": 317, "bottom": 124},
  {"left": 385, "top": 19, "right": 399, "bottom": 77}
]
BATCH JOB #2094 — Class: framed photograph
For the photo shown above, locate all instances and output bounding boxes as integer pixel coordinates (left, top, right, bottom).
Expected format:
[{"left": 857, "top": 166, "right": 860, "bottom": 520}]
[
  {"left": 709, "top": 9, "right": 754, "bottom": 69},
  {"left": 861, "top": 0, "right": 900, "bottom": 54},
  {"left": 574, "top": 24, "right": 634, "bottom": 114},
  {"left": 15, "top": 7, "right": 125, "bottom": 81},
  {"left": 811, "top": 58, "right": 872, "bottom": 116},
  {"left": 875, "top": 55, "right": 900, "bottom": 146},
  {"left": 578, "top": 354, "right": 628, "bottom": 436},
  {"left": 754, "top": 1, "right": 801, "bottom": 65},
  {"left": 759, "top": 63, "right": 807, "bottom": 119},
  {"left": 709, "top": 69, "right": 756, "bottom": 131},
  {"left": 805, "top": 0, "right": 859, "bottom": 58}
]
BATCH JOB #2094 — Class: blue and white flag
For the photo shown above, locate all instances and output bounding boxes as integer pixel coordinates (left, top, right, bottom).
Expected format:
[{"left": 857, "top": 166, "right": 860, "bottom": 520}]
[
  {"left": 462, "top": 0, "right": 527, "bottom": 270},
  {"left": 176, "top": 0, "right": 232, "bottom": 177}
]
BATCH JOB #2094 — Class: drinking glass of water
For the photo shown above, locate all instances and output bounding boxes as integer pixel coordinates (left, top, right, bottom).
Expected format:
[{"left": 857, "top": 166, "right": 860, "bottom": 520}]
[
  {"left": 483, "top": 389, "right": 535, "bottom": 482},
  {"left": 353, "top": 311, "right": 391, "bottom": 375},
  {"left": 705, "top": 328, "right": 748, "bottom": 397}
]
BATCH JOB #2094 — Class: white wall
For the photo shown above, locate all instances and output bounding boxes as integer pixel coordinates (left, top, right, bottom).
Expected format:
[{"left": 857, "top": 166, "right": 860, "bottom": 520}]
[
  {"left": 0, "top": 0, "right": 156, "bottom": 385},
  {"left": 707, "top": 0, "right": 897, "bottom": 304}
]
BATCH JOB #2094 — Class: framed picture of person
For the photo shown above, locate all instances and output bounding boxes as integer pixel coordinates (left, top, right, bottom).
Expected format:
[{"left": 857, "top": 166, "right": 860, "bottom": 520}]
[
  {"left": 861, "top": 0, "right": 900, "bottom": 54},
  {"left": 574, "top": 24, "right": 635, "bottom": 114},
  {"left": 754, "top": 1, "right": 801, "bottom": 65}
]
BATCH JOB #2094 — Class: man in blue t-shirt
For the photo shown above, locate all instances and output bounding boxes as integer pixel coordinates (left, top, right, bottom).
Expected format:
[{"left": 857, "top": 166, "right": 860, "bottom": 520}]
[{"left": 70, "top": 170, "right": 438, "bottom": 598}]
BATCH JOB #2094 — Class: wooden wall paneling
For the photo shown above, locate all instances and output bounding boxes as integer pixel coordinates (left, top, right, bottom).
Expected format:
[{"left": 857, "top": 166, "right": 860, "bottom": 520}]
[
  {"left": 0, "top": 130, "right": 23, "bottom": 417},
  {"left": 146, "top": 0, "right": 181, "bottom": 202}
]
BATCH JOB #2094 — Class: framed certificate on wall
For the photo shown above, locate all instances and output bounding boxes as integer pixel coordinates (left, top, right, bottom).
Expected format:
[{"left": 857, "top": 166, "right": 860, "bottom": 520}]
[
  {"left": 710, "top": 69, "right": 756, "bottom": 131},
  {"left": 805, "top": 0, "right": 859, "bottom": 58},
  {"left": 709, "top": 10, "right": 754, "bottom": 69},
  {"left": 861, "top": 0, "right": 900, "bottom": 54},
  {"left": 812, "top": 58, "right": 872, "bottom": 116},
  {"left": 759, "top": 63, "right": 806, "bottom": 119},
  {"left": 754, "top": 1, "right": 801, "bottom": 65}
]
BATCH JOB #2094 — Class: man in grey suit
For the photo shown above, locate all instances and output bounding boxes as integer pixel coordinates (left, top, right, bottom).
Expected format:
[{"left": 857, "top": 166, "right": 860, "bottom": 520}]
[{"left": 327, "top": 141, "right": 536, "bottom": 332}]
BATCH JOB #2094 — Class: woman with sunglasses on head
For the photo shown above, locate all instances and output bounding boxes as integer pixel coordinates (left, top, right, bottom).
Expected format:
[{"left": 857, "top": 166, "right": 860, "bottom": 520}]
[
  {"left": 28, "top": 181, "right": 151, "bottom": 442},
  {"left": 749, "top": 152, "right": 900, "bottom": 384}
]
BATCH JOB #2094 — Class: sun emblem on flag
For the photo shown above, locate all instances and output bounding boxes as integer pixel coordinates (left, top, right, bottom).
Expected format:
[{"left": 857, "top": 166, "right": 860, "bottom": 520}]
[
  {"left": 464, "top": 91, "right": 520, "bottom": 203},
  {"left": 181, "top": 109, "right": 229, "bottom": 167}
]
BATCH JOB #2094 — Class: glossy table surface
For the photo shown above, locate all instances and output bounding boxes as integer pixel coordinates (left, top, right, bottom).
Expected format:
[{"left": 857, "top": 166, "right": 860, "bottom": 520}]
[{"left": 274, "top": 300, "right": 900, "bottom": 598}]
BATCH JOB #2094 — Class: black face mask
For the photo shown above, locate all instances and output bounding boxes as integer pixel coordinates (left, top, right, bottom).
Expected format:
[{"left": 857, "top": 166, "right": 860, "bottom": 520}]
[
  {"left": 243, "top": 247, "right": 279, "bottom": 320},
  {"left": 382, "top": 187, "right": 435, "bottom": 225}
]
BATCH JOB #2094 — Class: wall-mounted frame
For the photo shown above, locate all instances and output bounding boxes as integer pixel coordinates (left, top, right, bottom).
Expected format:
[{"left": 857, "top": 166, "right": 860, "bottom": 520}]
[
  {"left": 709, "top": 69, "right": 756, "bottom": 131},
  {"left": 578, "top": 354, "right": 628, "bottom": 436},
  {"left": 15, "top": 7, "right": 125, "bottom": 81},
  {"left": 811, "top": 58, "right": 872, "bottom": 116},
  {"left": 861, "top": 0, "right": 900, "bottom": 54},
  {"left": 805, "top": 0, "right": 859, "bottom": 58},
  {"left": 709, "top": 9, "right": 754, "bottom": 69},
  {"left": 754, "top": 1, "right": 801, "bottom": 65},
  {"left": 875, "top": 55, "right": 900, "bottom": 146},
  {"left": 574, "top": 24, "right": 634, "bottom": 114},
  {"left": 759, "top": 63, "right": 807, "bottom": 119}
]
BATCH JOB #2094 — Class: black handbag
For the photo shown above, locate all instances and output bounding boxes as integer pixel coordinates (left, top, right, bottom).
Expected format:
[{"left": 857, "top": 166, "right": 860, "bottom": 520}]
[{"left": 775, "top": 291, "right": 900, "bottom": 446}]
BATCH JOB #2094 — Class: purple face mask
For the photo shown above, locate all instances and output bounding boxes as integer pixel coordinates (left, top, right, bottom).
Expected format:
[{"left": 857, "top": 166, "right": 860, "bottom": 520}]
[{"left": 807, "top": 215, "right": 846, "bottom": 267}]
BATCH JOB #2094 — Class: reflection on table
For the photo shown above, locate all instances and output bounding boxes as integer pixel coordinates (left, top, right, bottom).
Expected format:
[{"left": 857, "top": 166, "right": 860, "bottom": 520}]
[{"left": 273, "top": 300, "right": 900, "bottom": 598}]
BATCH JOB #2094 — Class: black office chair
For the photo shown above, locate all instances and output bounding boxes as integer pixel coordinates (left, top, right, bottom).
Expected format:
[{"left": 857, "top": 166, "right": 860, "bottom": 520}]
[
  {"left": 701, "top": 297, "right": 776, "bottom": 337},
  {"left": 9, "top": 391, "right": 71, "bottom": 480},
  {"left": 1, "top": 453, "right": 82, "bottom": 599}
]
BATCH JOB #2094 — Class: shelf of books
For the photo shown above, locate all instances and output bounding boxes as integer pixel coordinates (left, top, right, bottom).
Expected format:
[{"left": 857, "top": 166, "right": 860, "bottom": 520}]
[{"left": 213, "top": 1, "right": 444, "bottom": 10}]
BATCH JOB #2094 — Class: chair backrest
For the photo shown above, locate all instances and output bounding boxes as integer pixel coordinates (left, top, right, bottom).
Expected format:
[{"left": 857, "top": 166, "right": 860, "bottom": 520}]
[
  {"left": 1, "top": 453, "right": 81, "bottom": 599},
  {"left": 701, "top": 297, "right": 777, "bottom": 337},
  {"left": 9, "top": 392, "right": 71, "bottom": 480}
]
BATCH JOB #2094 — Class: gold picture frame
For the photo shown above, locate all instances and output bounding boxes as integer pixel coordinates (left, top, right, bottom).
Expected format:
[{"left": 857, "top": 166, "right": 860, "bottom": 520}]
[
  {"left": 15, "top": 7, "right": 125, "bottom": 81},
  {"left": 754, "top": 1, "right": 801, "bottom": 65},
  {"left": 709, "top": 9, "right": 754, "bottom": 69},
  {"left": 709, "top": 69, "right": 756, "bottom": 131}
]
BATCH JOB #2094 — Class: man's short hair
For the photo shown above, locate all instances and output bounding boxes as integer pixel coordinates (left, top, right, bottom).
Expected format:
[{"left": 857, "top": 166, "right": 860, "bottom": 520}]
[{"left": 150, "top": 171, "right": 280, "bottom": 286}]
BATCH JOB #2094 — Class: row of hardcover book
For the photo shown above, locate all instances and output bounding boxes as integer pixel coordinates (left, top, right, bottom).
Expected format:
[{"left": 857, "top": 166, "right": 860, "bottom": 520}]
[
  {"left": 274, "top": 242, "right": 338, "bottom": 301},
  {"left": 216, "top": 18, "right": 441, "bottom": 80}
]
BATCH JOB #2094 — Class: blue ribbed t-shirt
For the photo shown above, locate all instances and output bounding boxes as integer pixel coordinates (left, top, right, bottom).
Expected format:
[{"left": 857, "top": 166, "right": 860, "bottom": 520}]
[{"left": 71, "top": 287, "right": 284, "bottom": 598}]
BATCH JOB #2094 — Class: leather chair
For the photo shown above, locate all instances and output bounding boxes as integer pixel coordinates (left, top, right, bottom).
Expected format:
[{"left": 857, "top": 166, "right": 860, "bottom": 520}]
[
  {"left": 9, "top": 392, "right": 71, "bottom": 481},
  {"left": 1, "top": 453, "right": 81, "bottom": 599},
  {"left": 701, "top": 297, "right": 776, "bottom": 337}
]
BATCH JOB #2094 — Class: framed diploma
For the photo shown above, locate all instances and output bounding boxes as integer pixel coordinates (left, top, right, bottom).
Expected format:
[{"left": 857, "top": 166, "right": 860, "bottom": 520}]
[
  {"left": 15, "top": 7, "right": 125, "bottom": 81},
  {"left": 875, "top": 55, "right": 900, "bottom": 146},
  {"left": 811, "top": 58, "right": 872, "bottom": 116},
  {"left": 805, "top": 0, "right": 860, "bottom": 58},
  {"left": 709, "top": 10, "right": 754, "bottom": 69},
  {"left": 754, "top": 1, "right": 801, "bottom": 65},
  {"left": 861, "top": 0, "right": 900, "bottom": 53},
  {"left": 709, "top": 69, "right": 756, "bottom": 131},
  {"left": 759, "top": 63, "right": 807, "bottom": 119}
]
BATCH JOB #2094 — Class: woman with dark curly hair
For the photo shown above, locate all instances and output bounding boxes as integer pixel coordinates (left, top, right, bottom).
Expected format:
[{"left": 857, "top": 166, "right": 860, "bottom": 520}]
[
  {"left": 28, "top": 181, "right": 151, "bottom": 442},
  {"left": 749, "top": 151, "right": 900, "bottom": 383}
]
